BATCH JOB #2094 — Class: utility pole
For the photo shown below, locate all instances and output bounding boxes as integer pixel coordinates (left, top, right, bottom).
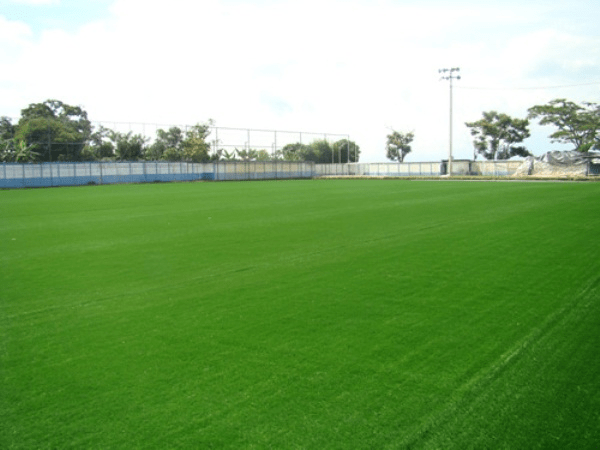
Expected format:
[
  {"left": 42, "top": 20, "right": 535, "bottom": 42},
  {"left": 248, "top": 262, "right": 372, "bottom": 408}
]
[{"left": 439, "top": 67, "right": 460, "bottom": 176}]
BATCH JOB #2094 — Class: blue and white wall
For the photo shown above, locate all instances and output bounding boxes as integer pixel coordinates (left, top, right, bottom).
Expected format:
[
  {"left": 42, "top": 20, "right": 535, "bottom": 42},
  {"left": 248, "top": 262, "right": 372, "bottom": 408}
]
[{"left": 0, "top": 161, "right": 315, "bottom": 188}]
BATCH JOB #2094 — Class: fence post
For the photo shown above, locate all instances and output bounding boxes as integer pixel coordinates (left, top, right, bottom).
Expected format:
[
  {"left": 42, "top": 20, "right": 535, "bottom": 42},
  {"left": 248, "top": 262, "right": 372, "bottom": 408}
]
[
  {"left": 215, "top": 127, "right": 219, "bottom": 159},
  {"left": 347, "top": 137, "right": 350, "bottom": 163},
  {"left": 47, "top": 124, "right": 51, "bottom": 162}
]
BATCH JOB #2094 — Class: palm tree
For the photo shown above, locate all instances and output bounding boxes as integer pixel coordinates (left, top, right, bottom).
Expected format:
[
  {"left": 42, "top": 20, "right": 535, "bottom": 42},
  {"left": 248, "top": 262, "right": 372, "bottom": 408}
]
[
  {"left": 223, "top": 150, "right": 236, "bottom": 161},
  {"left": 235, "top": 148, "right": 249, "bottom": 161},
  {"left": 14, "top": 141, "right": 40, "bottom": 163}
]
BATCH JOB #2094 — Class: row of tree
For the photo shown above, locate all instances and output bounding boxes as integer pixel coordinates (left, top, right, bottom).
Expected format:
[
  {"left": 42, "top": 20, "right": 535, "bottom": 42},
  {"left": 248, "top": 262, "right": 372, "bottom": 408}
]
[
  {"left": 0, "top": 100, "right": 360, "bottom": 164},
  {"left": 386, "top": 98, "right": 600, "bottom": 162}
]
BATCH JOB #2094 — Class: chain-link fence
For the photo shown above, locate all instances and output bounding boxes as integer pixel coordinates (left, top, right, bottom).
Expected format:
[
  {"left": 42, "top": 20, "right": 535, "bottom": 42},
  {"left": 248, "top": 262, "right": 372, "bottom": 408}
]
[
  {"left": 1, "top": 119, "right": 353, "bottom": 163},
  {"left": 207, "top": 127, "right": 352, "bottom": 161}
]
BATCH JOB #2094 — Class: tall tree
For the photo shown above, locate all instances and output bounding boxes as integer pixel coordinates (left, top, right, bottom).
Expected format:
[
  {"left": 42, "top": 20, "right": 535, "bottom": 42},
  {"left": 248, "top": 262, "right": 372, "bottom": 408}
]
[
  {"left": 332, "top": 139, "right": 360, "bottom": 163},
  {"left": 0, "top": 116, "right": 15, "bottom": 141},
  {"left": 528, "top": 99, "right": 600, "bottom": 152},
  {"left": 82, "top": 125, "right": 115, "bottom": 161},
  {"left": 180, "top": 123, "right": 212, "bottom": 162},
  {"left": 14, "top": 99, "right": 92, "bottom": 161},
  {"left": 146, "top": 126, "right": 184, "bottom": 161},
  {"left": 302, "top": 139, "right": 334, "bottom": 163},
  {"left": 386, "top": 130, "right": 414, "bottom": 162},
  {"left": 465, "top": 111, "right": 531, "bottom": 160},
  {"left": 280, "top": 143, "right": 307, "bottom": 161},
  {"left": 111, "top": 131, "right": 148, "bottom": 161}
]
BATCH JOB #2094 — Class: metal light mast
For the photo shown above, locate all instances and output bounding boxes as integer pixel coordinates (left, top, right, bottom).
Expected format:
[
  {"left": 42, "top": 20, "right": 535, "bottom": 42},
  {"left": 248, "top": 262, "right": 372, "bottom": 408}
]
[{"left": 439, "top": 67, "right": 461, "bottom": 176}]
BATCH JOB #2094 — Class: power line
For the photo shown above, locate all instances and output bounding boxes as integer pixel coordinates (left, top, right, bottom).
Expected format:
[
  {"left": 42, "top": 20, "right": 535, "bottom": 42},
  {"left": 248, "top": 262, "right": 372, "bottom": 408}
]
[{"left": 456, "top": 81, "right": 600, "bottom": 91}]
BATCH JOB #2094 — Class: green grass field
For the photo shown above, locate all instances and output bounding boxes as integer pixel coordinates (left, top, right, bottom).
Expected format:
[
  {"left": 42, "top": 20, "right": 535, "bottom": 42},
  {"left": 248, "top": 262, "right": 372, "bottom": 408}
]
[{"left": 2, "top": 179, "right": 599, "bottom": 449}]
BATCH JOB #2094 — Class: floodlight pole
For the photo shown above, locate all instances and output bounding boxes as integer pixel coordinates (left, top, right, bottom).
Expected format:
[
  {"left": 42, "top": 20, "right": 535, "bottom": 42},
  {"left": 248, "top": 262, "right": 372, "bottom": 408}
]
[{"left": 439, "top": 67, "right": 460, "bottom": 176}]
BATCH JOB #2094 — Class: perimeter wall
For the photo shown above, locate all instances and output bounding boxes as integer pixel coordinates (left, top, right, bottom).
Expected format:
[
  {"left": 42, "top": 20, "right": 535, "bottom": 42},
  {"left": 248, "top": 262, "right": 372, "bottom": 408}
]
[
  {"left": 315, "top": 162, "right": 442, "bottom": 177},
  {"left": 5, "top": 159, "right": 591, "bottom": 189},
  {"left": 314, "top": 161, "right": 523, "bottom": 177},
  {"left": 0, "top": 161, "right": 315, "bottom": 188}
]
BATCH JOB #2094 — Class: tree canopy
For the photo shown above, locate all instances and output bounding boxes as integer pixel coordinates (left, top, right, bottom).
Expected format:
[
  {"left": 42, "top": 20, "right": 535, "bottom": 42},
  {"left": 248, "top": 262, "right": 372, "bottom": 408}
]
[
  {"left": 14, "top": 99, "right": 92, "bottom": 161},
  {"left": 276, "top": 139, "right": 359, "bottom": 163},
  {"left": 332, "top": 139, "right": 360, "bottom": 163},
  {"left": 0, "top": 116, "right": 14, "bottom": 141},
  {"left": 386, "top": 130, "right": 414, "bottom": 162},
  {"left": 465, "top": 111, "right": 531, "bottom": 160},
  {"left": 528, "top": 99, "right": 600, "bottom": 152},
  {"left": 1, "top": 100, "right": 359, "bottom": 164}
]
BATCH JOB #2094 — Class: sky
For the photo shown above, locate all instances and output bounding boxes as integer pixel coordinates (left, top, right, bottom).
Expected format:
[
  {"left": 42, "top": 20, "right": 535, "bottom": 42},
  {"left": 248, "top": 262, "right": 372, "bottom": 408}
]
[{"left": 1, "top": 0, "right": 599, "bottom": 162}]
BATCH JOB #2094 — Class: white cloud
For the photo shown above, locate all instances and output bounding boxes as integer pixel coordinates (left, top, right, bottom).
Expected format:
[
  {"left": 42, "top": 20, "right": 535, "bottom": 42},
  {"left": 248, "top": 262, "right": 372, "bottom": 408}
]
[
  {"left": 1, "top": 0, "right": 600, "bottom": 161},
  {"left": 0, "top": 15, "right": 32, "bottom": 50},
  {"left": 7, "top": 0, "right": 60, "bottom": 4}
]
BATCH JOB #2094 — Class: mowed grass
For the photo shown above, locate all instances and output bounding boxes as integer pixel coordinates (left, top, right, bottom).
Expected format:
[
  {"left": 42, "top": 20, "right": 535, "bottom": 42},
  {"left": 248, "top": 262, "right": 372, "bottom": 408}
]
[{"left": 1, "top": 179, "right": 599, "bottom": 449}]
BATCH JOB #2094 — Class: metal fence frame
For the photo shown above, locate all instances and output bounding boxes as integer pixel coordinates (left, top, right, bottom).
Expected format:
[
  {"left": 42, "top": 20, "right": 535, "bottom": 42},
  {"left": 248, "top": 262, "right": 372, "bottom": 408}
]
[{"left": 1, "top": 119, "right": 354, "bottom": 163}]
